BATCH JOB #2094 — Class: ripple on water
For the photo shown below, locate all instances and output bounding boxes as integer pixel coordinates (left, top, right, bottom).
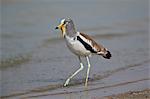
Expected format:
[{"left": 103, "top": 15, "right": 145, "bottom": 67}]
[{"left": 0, "top": 54, "right": 32, "bottom": 69}]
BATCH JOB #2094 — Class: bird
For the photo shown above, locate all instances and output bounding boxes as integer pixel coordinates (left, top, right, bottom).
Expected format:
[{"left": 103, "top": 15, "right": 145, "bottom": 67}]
[{"left": 55, "top": 18, "right": 111, "bottom": 87}]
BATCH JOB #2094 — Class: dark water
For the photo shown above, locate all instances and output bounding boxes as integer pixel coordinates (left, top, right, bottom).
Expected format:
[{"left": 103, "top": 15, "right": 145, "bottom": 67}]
[{"left": 0, "top": 0, "right": 149, "bottom": 98}]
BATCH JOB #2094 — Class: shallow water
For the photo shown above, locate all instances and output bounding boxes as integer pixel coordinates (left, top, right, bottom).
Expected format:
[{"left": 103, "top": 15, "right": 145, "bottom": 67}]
[{"left": 0, "top": 0, "right": 149, "bottom": 98}]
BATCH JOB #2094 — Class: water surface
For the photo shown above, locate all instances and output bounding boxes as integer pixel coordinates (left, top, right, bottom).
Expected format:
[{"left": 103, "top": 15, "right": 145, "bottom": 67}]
[{"left": 0, "top": 0, "right": 149, "bottom": 98}]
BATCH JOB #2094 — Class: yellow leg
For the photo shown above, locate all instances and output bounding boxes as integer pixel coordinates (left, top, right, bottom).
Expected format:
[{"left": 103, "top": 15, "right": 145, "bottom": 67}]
[
  {"left": 64, "top": 57, "right": 84, "bottom": 86},
  {"left": 85, "top": 56, "right": 90, "bottom": 87}
]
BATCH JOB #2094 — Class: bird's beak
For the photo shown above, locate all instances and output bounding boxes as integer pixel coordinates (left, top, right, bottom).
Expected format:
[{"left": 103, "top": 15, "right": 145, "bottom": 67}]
[{"left": 55, "top": 23, "right": 63, "bottom": 30}]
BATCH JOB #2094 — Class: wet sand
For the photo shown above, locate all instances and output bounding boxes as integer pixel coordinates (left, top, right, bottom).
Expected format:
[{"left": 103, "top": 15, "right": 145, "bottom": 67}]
[{"left": 104, "top": 89, "right": 150, "bottom": 99}]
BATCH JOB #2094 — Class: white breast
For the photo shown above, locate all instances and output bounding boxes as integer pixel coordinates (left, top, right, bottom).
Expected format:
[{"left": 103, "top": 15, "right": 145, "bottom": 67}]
[{"left": 65, "top": 36, "right": 91, "bottom": 56}]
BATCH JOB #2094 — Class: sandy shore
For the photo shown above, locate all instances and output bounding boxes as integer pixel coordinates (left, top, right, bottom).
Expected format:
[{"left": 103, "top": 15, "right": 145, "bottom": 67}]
[
  {"left": 1, "top": 89, "right": 150, "bottom": 99},
  {"left": 104, "top": 89, "right": 150, "bottom": 99}
]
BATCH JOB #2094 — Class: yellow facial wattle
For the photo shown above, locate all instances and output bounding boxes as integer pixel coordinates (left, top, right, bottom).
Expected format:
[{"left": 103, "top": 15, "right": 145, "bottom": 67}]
[{"left": 57, "top": 23, "right": 66, "bottom": 37}]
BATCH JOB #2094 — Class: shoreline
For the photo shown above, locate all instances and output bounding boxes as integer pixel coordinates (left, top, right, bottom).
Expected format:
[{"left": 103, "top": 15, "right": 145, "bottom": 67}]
[{"left": 103, "top": 89, "right": 150, "bottom": 99}]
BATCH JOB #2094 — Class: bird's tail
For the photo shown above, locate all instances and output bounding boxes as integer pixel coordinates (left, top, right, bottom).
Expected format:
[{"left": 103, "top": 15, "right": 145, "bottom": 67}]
[
  {"left": 97, "top": 49, "right": 111, "bottom": 59},
  {"left": 103, "top": 50, "right": 111, "bottom": 59}
]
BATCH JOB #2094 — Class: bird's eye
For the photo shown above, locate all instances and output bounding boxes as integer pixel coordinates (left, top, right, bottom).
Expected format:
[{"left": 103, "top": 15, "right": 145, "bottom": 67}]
[
  {"left": 64, "top": 20, "right": 69, "bottom": 25},
  {"left": 64, "top": 21, "right": 67, "bottom": 24}
]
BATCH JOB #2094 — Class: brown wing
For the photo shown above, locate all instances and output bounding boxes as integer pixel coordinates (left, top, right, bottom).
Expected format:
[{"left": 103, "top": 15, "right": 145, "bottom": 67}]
[{"left": 80, "top": 32, "right": 106, "bottom": 53}]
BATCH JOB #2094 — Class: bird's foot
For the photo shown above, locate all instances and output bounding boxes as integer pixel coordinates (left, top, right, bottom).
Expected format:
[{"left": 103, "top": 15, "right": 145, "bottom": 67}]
[
  {"left": 64, "top": 79, "right": 70, "bottom": 87},
  {"left": 85, "top": 82, "right": 88, "bottom": 87}
]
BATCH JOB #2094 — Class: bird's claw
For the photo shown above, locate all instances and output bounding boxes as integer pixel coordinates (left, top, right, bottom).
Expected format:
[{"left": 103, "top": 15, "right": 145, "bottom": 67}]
[{"left": 64, "top": 79, "right": 70, "bottom": 86}]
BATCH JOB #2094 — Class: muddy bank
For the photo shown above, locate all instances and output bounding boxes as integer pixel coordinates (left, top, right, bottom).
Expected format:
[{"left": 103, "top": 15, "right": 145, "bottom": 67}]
[{"left": 104, "top": 89, "right": 150, "bottom": 99}]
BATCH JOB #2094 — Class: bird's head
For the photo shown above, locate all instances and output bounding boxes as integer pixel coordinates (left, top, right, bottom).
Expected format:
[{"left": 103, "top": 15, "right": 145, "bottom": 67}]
[{"left": 55, "top": 18, "right": 76, "bottom": 37}]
